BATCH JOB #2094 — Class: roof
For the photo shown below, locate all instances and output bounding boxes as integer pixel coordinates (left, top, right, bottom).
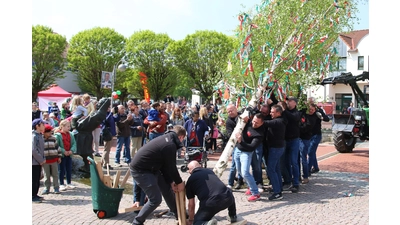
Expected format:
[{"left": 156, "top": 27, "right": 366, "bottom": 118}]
[
  {"left": 38, "top": 85, "right": 72, "bottom": 97},
  {"left": 339, "top": 29, "right": 369, "bottom": 52}
]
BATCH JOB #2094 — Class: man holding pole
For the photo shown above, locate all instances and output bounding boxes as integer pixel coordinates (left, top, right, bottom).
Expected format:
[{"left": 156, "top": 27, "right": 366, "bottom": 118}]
[
  {"left": 129, "top": 125, "right": 186, "bottom": 225},
  {"left": 185, "top": 160, "right": 245, "bottom": 225}
]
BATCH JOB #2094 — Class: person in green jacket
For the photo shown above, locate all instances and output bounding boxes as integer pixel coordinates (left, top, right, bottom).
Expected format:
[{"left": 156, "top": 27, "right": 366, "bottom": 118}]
[{"left": 54, "top": 119, "right": 77, "bottom": 191}]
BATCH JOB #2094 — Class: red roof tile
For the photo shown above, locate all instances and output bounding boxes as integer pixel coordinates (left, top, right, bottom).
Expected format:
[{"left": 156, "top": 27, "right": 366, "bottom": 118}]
[{"left": 339, "top": 29, "right": 369, "bottom": 51}]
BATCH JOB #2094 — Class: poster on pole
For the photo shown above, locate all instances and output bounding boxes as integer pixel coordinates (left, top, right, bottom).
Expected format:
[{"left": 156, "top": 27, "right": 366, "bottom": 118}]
[{"left": 101, "top": 71, "right": 113, "bottom": 89}]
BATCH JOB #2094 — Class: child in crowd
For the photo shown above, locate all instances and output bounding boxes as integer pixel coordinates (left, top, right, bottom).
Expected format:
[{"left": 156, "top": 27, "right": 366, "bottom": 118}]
[
  {"left": 54, "top": 119, "right": 77, "bottom": 191},
  {"left": 42, "top": 124, "right": 62, "bottom": 194},
  {"left": 70, "top": 95, "right": 88, "bottom": 134},
  {"left": 60, "top": 102, "right": 72, "bottom": 120},
  {"left": 32, "top": 119, "right": 46, "bottom": 203},
  {"left": 146, "top": 102, "right": 161, "bottom": 133}
]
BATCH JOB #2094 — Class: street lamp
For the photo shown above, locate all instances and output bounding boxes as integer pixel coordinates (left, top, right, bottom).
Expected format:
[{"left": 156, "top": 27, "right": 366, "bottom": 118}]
[{"left": 111, "top": 60, "right": 127, "bottom": 103}]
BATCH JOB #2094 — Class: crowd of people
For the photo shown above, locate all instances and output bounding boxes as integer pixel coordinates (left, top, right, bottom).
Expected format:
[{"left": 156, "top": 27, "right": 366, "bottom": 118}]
[{"left": 32, "top": 92, "right": 329, "bottom": 224}]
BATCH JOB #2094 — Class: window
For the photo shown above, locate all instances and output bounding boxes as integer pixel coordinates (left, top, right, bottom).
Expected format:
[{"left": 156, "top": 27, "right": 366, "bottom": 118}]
[
  {"left": 358, "top": 56, "right": 364, "bottom": 70},
  {"left": 337, "top": 57, "right": 346, "bottom": 71}
]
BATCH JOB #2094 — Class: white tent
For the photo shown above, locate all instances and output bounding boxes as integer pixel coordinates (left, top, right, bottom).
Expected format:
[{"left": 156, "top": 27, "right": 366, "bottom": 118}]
[{"left": 37, "top": 85, "right": 72, "bottom": 111}]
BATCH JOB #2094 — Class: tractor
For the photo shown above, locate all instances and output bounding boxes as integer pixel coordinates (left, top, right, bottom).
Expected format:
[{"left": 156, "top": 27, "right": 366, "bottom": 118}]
[{"left": 320, "top": 71, "right": 369, "bottom": 153}]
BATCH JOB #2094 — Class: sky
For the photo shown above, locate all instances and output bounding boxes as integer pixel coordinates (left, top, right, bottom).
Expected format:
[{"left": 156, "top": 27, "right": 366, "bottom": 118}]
[{"left": 31, "top": 0, "right": 369, "bottom": 42}]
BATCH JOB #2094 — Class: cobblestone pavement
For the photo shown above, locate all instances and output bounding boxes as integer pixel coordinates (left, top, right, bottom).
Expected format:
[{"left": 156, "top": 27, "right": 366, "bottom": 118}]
[{"left": 32, "top": 141, "right": 369, "bottom": 225}]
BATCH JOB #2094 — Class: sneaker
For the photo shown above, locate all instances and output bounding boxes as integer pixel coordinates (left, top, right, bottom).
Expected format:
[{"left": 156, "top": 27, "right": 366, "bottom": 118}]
[
  {"left": 66, "top": 184, "right": 76, "bottom": 189},
  {"left": 257, "top": 184, "right": 264, "bottom": 193},
  {"left": 247, "top": 194, "right": 261, "bottom": 202},
  {"left": 234, "top": 182, "right": 243, "bottom": 190},
  {"left": 227, "top": 185, "right": 232, "bottom": 189},
  {"left": 59, "top": 185, "right": 67, "bottom": 191},
  {"left": 227, "top": 215, "right": 237, "bottom": 223},
  {"left": 206, "top": 218, "right": 218, "bottom": 225},
  {"left": 289, "top": 185, "right": 299, "bottom": 193},
  {"left": 282, "top": 184, "right": 292, "bottom": 191},
  {"left": 245, "top": 188, "right": 251, "bottom": 195},
  {"left": 310, "top": 168, "right": 320, "bottom": 174},
  {"left": 268, "top": 193, "right": 283, "bottom": 201},
  {"left": 32, "top": 196, "right": 42, "bottom": 203},
  {"left": 36, "top": 195, "right": 44, "bottom": 200},
  {"left": 41, "top": 189, "right": 50, "bottom": 195},
  {"left": 114, "top": 162, "right": 122, "bottom": 167},
  {"left": 54, "top": 188, "right": 61, "bottom": 194},
  {"left": 94, "top": 153, "right": 102, "bottom": 157},
  {"left": 301, "top": 178, "right": 309, "bottom": 184},
  {"left": 103, "top": 164, "right": 113, "bottom": 170}
]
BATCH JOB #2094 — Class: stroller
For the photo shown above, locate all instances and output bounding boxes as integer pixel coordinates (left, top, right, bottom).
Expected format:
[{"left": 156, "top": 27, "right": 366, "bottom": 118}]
[{"left": 180, "top": 132, "right": 208, "bottom": 172}]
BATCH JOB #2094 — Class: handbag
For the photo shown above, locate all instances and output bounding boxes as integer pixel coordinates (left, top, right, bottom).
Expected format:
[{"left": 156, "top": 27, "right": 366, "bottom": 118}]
[{"left": 101, "top": 127, "right": 113, "bottom": 141}]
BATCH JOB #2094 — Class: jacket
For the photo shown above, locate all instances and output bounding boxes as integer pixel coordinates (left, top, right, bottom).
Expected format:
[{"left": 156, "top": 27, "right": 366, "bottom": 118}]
[
  {"left": 299, "top": 112, "right": 317, "bottom": 140},
  {"left": 264, "top": 116, "right": 287, "bottom": 148},
  {"left": 130, "top": 131, "right": 183, "bottom": 184},
  {"left": 54, "top": 131, "right": 77, "bottom": 157},
  {"left": 130, "top": 113, "right": 145, "bottom": 137},
  {"left": 236, "top": 120, "right": 264, "bottom": 152},
  {"left": 283, "top": 107, "right": 301, "bottom": 140},
  {"left": 116, "top": 113, "right": 134, "bottom": 137},
  {"left": 184, "top": 118, "right": 209, "bottom": 147},
  {"left": 312, "top": 107, "right": 330, "bottom": 135},
  {"left": 101, "top": 111, "right": 118, "bottom": 136},
  {"left": 32, "top": 130, "right": 45, "bottom": 165}
]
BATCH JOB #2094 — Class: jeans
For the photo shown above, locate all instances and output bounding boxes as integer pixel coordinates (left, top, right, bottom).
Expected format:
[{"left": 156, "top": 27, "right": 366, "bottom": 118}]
[
  {"left": 234, "top": 147, "right": 259, "bottom": 195},
  {"left": 308, "top": 134, "right": 322, "bottom": 171},
  {"left": 267, "top": 147, "right": 284, "bottom": 194},
  {"left": 251, "top": 144, "right": 263, "bottom": 185},
  {"left": 280, "top": 142, "right": 291, "bottom": 184},
  {"left": 284, "top": 138, "right": 301, "bottom": 187},
  {"left": 149, "top": 132, "right": 163, "bottom": 141},
  {"left": 300, "top": 139, "right": 311, "bottom": 179},
  {"left": 59, "top": 155, "right": 72, "bottom": 185},
  {"left": 193, "top": 194, "right": 236, "bottom": 225},
  {"left": 32, "top": 165, "right": 42, "bottom": 198},
  {"left": 115, "top": 136, "right": 131, "bottom": 164},
  {"left": 133, "top": 179, "right": 146, "bottom": 208},
  {"left": 228, "top": 148, "right": 243, "bottom": 186},
  {"left": 42, "top": 162, "right": 60, "bottom": 190},
  {"left": 130, "top": 169, "right": 177, "bottom": 225}
]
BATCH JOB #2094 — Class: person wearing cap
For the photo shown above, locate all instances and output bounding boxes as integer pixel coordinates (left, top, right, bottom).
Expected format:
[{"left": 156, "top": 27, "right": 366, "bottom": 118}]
[
  {"left": 42, "top": 124, "right": 62, "bottom": 195},
  {"left": 32, "top": 118, "right": 46, "bottom": 203},
  {"left": 282, "top": 96, "right": 302, "bottom": 193}
]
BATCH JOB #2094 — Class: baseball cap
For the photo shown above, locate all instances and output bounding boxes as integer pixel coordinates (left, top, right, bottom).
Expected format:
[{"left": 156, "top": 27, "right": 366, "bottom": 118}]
[
  {"left": 32, "top": 119, "right": 44, "bottom": 129},
  {"left": 287, "top": 96, "right": 298, "bottom": 103},
  {"left": 44, "top": 124, "right": 53, "bottom": 133}
]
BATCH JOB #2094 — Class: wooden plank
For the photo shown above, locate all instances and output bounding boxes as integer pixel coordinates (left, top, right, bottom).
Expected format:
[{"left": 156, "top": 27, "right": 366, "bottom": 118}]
[
  {"left": 118, "top": 206, "right": 142, "bottom": 213},
  {"left": 175, "top": 191, "right": 182, "bottom": 225},
  {"left": 112, "top": 170, "right": 122, "bottom": 188},
  {"left": 179, "top": 190, "right": 187, "bottom": 225},
  {"left": 95, "top": 161, "right": 104, "bottom": 181},
  {"left": 102, "top": 175, "right": 112, "bottom": 188},
  {"left": 119, "top": 169, "right": 131, "bottom": 188}
]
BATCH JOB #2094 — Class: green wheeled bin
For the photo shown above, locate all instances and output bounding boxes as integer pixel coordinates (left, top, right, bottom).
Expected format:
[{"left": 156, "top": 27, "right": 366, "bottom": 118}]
[{"left": 87, "top": 157, "right": 125, "bottom": 219}]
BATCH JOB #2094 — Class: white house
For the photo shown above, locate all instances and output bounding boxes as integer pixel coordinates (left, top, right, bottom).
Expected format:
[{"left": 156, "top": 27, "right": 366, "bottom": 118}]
[{"left": 306, "top": 29, "right": 369, "bottom": 114}]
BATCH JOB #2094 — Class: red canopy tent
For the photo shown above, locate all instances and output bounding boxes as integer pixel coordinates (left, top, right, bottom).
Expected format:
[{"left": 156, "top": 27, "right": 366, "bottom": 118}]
[{"left": 37, "top": 85, "right": 72, "bottom": 111}]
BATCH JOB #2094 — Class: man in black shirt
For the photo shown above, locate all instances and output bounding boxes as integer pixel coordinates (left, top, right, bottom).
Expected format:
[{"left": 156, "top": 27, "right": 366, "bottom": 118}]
[
  {"left": 129, "top": 125, "right": 186, "bottom": 225},
  {"left": 186, "top": 161, "right": 243, "bottom": 225}
]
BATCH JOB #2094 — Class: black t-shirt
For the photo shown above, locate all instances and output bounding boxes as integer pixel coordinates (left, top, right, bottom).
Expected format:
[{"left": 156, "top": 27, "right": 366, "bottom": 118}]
[
  {"left": 235, "top": 121, "right": 264, "bottom": 152},
  {"left": 186, "top": 167, "right": 233, "bottom": 208}
]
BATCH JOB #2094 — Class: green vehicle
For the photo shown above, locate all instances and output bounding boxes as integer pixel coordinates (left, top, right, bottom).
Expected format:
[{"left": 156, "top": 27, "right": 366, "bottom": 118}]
[{"left": 320, "top": 71, "right": 369, "bottom": 153}]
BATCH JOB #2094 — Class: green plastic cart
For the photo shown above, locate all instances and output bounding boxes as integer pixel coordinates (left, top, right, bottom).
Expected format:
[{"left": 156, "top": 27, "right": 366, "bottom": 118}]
[{"left": 87, "top": 157, "right": 125, "bottom": 219}]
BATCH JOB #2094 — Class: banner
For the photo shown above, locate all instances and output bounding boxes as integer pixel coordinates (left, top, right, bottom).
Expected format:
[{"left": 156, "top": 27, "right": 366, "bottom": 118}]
[
  {"left": 139, "top": 72, "right": 151, "bottom": 103},
  {"left": 101, "top": 71, "right": 113, "bottom": 89}
]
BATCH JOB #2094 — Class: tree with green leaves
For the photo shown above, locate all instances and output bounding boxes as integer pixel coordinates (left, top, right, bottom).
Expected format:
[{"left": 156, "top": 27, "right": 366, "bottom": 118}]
[
  {"left": 32, "top": 25, "right": 68, "bottom": 102},
  {"left": 168, "top": 30, "right": 235, "bottom": 101},
  {"left": 67, "top": 27, "right": 126, "bottom": 99},
  {"left": 125, "top": 30, "right": 177, "bottom": 102},
  {"left": 213, "top": 0, "right": 361, "bottom": 177}
]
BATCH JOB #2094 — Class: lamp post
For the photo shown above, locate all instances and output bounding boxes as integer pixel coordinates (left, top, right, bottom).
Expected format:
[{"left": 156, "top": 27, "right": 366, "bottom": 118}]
[{"left": 111, "top": 60, "right": 127, "bottom": 104}]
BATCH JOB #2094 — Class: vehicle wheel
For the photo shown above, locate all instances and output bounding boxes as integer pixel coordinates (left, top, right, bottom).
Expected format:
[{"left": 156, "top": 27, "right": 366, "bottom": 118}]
[
  {"left": 97, "top": 210, "right": 107, "bottom": 219},
  {"left": 333, "top": 131, "right": 356, "bottom": 153},
  {"left": 181, "top": 165, "right": 187, "bottom": 172}
]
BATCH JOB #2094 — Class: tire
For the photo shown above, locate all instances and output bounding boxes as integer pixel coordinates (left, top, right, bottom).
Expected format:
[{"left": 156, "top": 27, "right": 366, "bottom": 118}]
[
  {"left": 333, "top": 131, "right": 356, "bottom": 153},
  {"left": 97, "top": 210, "right": 107, "bottom": 219},
  {"left": 181, "top": 165, "right": 188, "bottom": 172}
]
